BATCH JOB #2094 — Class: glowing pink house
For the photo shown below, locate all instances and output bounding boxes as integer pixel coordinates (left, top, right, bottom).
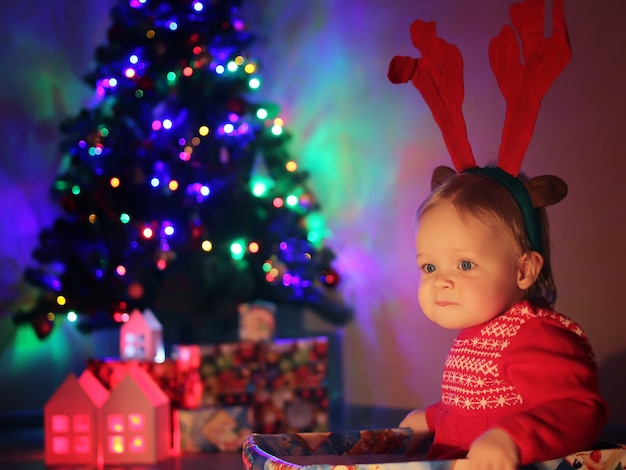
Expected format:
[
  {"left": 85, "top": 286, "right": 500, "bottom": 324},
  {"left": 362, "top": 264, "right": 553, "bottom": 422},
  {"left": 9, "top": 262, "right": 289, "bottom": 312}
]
[
  {"left": 120, "top": 308, "right": 165, "bottom": 362},
  {"left": 100, "top": 365, "right": 172, "bottom": 464},
  {"left": 44, "top": 370, "right": 110, "bottom": 466}
]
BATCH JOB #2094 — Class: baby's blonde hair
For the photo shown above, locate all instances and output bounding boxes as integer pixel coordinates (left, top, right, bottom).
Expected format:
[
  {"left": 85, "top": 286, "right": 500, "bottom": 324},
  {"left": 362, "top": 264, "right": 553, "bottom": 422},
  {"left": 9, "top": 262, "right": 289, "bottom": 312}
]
[{"left": 417, "top": 172, "right": 557, "bottom": 307}]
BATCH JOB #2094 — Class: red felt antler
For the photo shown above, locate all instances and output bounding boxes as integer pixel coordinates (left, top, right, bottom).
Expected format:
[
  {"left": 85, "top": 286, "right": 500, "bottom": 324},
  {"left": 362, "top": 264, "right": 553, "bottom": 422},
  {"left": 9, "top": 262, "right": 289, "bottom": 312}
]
[
  {"left": 388, "top": 0, "right": 571, "bottom": 178},
  {"left": 490, "top": 0, "right": 572, "bottom": 176},
  {"left": 388, "top": 20, "right": 476, "bottom": 172}
]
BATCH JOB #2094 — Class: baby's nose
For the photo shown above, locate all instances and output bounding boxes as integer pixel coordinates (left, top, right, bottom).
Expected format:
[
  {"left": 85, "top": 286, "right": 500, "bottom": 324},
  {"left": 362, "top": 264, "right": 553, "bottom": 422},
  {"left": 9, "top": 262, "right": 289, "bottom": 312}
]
[{"left": 431, "top": 272, "right": 453, "bottom": 289}]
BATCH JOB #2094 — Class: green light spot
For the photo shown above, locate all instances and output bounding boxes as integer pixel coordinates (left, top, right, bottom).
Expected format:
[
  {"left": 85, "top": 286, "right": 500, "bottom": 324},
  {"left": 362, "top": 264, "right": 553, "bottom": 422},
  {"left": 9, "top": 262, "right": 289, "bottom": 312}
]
[
  {"left": 307, "top": 230, "right": 322, "bottom": 244},
  {"left": 251, "top": 181, "right": 268, "bottom": 197},
  {"left": 305, "top": 213, "right": 327, "bottom": 249},
  {"left": 54, "top": 181, "right": 68, "bottom": 191},
  {"left": 230, "top": 240, "right": 245, "bottom": 260},
  {"left": 120, "top": 213, "right": 130, "bottom": 224},
  {"left": 71, "top": 186, "right": 81, "bottom": 195}
]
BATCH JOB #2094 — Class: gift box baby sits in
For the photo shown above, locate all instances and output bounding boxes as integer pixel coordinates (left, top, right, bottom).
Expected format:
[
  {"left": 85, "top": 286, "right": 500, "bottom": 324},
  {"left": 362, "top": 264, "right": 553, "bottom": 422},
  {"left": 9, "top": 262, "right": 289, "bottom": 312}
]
[{"left": 387, "top": 1, "right": 609, "bottom": 469}]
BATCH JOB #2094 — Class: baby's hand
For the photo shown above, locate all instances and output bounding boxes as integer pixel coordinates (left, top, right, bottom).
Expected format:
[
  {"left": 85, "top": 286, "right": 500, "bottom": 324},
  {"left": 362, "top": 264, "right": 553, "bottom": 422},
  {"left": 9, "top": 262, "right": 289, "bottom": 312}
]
[
  {"left": 466, "top": 428, "right": 519, "bottom": 470},
  {"left": 399, "top": 409, "right": 433, "bottom": 457}
]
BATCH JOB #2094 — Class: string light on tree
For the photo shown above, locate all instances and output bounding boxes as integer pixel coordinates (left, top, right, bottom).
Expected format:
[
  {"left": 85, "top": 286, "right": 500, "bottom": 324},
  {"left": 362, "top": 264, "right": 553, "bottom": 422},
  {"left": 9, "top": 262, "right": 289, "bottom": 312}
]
[{"left": 15, "top": 0, "right": 353, "bottom": 338}]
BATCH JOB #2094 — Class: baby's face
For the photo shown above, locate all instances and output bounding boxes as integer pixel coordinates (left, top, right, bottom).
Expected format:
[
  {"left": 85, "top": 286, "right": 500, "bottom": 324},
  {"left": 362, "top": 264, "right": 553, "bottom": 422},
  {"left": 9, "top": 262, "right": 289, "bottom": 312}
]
[{"left": 415, "top": 202, "right": 524, "bottom": 329}]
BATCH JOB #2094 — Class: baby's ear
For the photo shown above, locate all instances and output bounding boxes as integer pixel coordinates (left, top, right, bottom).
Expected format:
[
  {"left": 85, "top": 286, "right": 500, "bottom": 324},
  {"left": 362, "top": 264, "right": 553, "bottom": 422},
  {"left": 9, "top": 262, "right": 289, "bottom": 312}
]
[
  {"left": 431, "top": 165, "right": 457, "bottom": 190},
  {"left": 517, "top": 251, "right": 544, "bottom": 290},
  {"left": 524, "top": 175, "right": 568, "bottom": 208}
]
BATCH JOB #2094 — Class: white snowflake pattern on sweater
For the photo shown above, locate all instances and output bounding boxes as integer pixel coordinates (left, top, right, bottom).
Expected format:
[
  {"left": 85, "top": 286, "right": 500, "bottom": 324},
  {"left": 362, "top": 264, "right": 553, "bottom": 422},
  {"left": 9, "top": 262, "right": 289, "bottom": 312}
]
[{"left": 441, "top": 302, "right": 591, "bottom": 410}]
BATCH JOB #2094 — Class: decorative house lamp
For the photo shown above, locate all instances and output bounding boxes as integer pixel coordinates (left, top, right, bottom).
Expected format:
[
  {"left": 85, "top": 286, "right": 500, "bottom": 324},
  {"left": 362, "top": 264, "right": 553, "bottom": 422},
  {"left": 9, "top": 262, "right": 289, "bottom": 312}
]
[
  {"left": 99, "top": 365, "right": 175, "bottom": 464},
  {"left": 44, "top": 370, "right": 110, "bottom": 466},
  {"left": 120, "top": 308, "right": 165, "bottom": 363}
]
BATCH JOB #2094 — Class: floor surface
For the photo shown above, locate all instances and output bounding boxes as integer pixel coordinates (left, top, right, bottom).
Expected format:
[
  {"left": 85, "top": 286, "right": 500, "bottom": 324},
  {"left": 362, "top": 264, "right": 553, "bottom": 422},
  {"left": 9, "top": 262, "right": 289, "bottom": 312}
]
[
  {"left": 2, "top": 409, "right": 624, "bottom": 470},
  {"left": 0, "top": 415, "right": 249, "bottom": 470},
  {"left": 0, "top": 406, "right": 410, "bottom": 470},
  {"left": 0, "top": 449, "right": 244, "bottom": 470},
  {"left": 0, "top": 427, "right": 247, "bottom": 469}
]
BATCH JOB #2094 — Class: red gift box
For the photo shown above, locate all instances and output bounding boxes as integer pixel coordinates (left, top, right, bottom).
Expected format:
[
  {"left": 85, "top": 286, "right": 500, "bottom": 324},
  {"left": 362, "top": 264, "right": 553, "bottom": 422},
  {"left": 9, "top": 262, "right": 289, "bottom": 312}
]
[{"left": 86, "top": 358, "right": 190, "bottom": 408}]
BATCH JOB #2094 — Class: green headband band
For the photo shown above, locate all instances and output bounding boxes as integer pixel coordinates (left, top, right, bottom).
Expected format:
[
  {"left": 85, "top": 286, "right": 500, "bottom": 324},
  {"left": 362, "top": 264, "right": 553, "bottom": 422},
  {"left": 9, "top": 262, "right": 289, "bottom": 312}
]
[{"left": 463, "top": 166, "right": 543, "bottom": 254}]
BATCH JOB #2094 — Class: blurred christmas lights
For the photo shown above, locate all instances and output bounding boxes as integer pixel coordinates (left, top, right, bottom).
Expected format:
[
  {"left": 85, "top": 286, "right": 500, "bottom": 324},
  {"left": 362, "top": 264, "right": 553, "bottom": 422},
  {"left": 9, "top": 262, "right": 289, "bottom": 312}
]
[{"left": 15, "top": 0, "right": 352, "bottom": 338}]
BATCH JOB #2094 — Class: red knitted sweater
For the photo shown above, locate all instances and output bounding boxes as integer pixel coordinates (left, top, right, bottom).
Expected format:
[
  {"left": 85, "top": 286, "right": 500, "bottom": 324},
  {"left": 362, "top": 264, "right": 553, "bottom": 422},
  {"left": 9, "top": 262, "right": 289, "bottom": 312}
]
[{"left": 425, "top": 300, "right": 608, "bottom": 464}]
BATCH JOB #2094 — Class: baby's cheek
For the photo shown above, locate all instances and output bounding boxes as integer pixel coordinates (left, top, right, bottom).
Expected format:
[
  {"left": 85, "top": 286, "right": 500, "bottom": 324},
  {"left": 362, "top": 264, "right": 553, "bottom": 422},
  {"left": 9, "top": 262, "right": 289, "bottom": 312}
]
[{"left": 417, "top": 284, "right": 429, "bottom": 307}]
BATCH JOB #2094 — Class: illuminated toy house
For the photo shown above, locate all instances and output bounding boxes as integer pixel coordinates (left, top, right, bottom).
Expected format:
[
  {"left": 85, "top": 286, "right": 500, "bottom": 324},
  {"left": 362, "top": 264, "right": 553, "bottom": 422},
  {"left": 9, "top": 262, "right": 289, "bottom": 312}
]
[
  {"left": 44, "top": 370, "right": 110, "bottom": 466},
  {"left": 120, "top": 308, "right": 165, "bottom": 363},
  {"left": 100, "top": 365, "right": 173, "bottom": 465}
]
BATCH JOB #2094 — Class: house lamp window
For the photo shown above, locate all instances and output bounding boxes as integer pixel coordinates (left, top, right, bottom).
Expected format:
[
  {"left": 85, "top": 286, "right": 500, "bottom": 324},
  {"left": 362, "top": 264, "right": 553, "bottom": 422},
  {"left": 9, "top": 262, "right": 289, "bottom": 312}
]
[
  {"left": 123, "top": 332, "right": 145, "bottom": 359},
  {"left": 52, "top": 414, "right": 69, "bottom": 433},
  {"left": 52, "top": 436, "right": 69, "bottom": 455},
  {"left": 106, "top": 413, "right": 146, "bottom": 455},
  {"left": 130, "top": 436, "right": 146, "bottom": 453},
  {"left": 50, "top": 414, "right": 91, "bottom": 455},
  {"left": 73, "top": 414, "right": 91, "bottom": 433},
  {"left": 108, "top": 414, "right": 124, "bottom": 433},
  {"left": 73, "top": 435, "right": 91, "bottom": 454},
  {"left": 109, "top": 435, "right": 124, "bottom": 454}
]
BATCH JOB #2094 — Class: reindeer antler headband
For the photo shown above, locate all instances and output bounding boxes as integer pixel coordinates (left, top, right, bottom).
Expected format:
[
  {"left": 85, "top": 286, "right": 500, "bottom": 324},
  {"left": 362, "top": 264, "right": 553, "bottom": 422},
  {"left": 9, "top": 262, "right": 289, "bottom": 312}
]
[{"left": 388, "top": 0, "right": 570, "bottom": 253}]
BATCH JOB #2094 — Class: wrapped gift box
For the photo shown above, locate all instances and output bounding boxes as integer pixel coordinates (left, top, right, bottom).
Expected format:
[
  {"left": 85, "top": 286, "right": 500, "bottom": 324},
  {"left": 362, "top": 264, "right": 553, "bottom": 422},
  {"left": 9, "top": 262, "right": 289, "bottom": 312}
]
[
  {"left": 255, "top": 385, "right": 328, "bottom": 434},
  {"left": 238, "top": 301, "right": 276, "bottom": 342},
  {"left": 285, "top": 387, "right": 329, "bottom": 433},
  {"left": 170, "top": 336, "right": 331, "bottom": 449},
  {"left": 265, "top": 337, "right": 329, "bottom": 390},
  {"left": 85, "top": 336, "right": 333, "bottom": 453},
  {"left": 176, "top": 406, "right": 253, "bottom": 453},
  {"left": 173, "top": 342, "right": 266, "bottom": 407},
  {"left": 255, "top": 337, "right": 329, "bottom": 434},
  {"left": 85, "top": 357, "right": 189, "bottom": 408}
]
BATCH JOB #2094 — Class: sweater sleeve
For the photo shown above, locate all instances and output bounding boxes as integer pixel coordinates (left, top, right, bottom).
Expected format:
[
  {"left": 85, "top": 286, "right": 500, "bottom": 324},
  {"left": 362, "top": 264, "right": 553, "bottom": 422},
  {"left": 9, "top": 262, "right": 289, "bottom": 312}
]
[
  {"left": 425, "top": 402, "right": 441, "bottom": 433},
  {"left": 494, "top": 318, "right": 608, "bottom": 464}
]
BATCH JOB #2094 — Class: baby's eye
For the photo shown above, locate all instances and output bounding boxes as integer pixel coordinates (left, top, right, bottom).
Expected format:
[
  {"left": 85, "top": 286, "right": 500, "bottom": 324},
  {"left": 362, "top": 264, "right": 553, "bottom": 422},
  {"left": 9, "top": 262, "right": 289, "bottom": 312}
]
[
  {"left": 422, "top": 264, "right": 436, "bottom": 273},
  {"left": 459, "top": 260, "right": 474, "bottom": 271}
]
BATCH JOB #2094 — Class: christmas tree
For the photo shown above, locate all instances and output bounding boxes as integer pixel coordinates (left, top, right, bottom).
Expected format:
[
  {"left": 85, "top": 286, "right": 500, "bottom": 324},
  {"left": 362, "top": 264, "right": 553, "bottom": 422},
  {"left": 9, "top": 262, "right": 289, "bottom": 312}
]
[{"left": 15, "top": 0, "right": 352, "bottom": 342}]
